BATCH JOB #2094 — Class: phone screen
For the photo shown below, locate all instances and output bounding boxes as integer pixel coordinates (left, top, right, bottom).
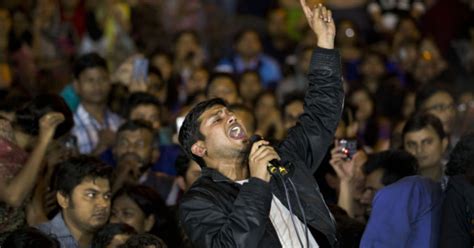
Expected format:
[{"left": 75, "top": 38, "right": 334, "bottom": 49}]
[{"left": 133, "top": 58, "right": 149, "bottom": 81}]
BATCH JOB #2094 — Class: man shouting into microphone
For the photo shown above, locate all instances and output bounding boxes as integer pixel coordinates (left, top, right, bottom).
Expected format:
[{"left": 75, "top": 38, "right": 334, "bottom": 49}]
[{"left": 178, "top": 2, "right": 343, "bottom": 247}]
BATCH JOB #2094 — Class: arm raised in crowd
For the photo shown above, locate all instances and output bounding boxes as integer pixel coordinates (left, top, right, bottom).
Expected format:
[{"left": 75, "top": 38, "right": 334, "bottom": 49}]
[
  {"left": 279, "top": 2, "right": 343, "bottom": 174},
  {"left": 0, "top": 112, "right": 64, "bottom": 207}
]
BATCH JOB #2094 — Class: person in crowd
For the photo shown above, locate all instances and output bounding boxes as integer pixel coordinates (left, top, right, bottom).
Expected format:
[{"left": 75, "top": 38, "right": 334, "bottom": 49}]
[
  {"left": 228, "top": 103, "right": 257, "bottom": 135},
  {"left": 216, "top": 28, "right": 282, "bottom": 88},
  {"left": 111, "top": 120, "right": 180, "bottom": 205},
  {"left": 122, "top": 92, "right": 179, "bottom": 175},
  {"left": 121, "top": 233, "right": 167, "bottom": 248},
  {"left": 37, "top": 155, "right": 113, "bottom": 248},
  {"left": 276, "top": 46, "right": 313, "bottom": 102},
  {"left": 178, "top": 3, "right": 342, "bottom": 246},
  {"left": 2, "top": 227, "right": 60, "bottom": 248},
  {"left": 415, "top": 84, "right": 456, "bottom": 139},
  {"left": 91, "top": 223, "right": 136, "bottom": 248},
  {"left": 281, "top": 94, "right": 304, "bottom": 130},
  {"left": 238, "top": 70, "right": 263, "bottom": 109},
  {"left": 348, "top": 84, "right": 391, "bottom": 151},
  {"left": 360, "top": 150, "right": 443, "bottom": 247},
  {"left": 205, "top": 72, "right": 240, "bottom": 105},
  {"left": 0, "top": 94, "right": 71, "bottom": 242},
  {"left": 110, "top": 184, "right": 181, "bottom": 247},
  {"left": 254, "top": 90, "right": 285, "bottom": 141},
  {"left": 440, "top": 134, "right": 474, "bottom": 247},
  {"left": 71, "top": 53, "right": 122, "bottom": 155},
  {"left": 402, "top": 113, "right": 448, "bottom": 182},
  {"left": 172, "top": 30, "right": 207, "bottom": 83}
]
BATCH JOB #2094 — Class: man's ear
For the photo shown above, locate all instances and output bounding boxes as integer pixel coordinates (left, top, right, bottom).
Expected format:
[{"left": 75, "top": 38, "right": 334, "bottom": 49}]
[
  {"left": 57, "top": 191, "right": 69, "bottom": 209},
  {"left": 144, "top": 214, "right": 155, "bottom": 232},
  {"left": 191, "top": 141, "right": 206, "bottom": 158},
  {"left": 442, "top": 137, "right": 449, "bottom": 152}
]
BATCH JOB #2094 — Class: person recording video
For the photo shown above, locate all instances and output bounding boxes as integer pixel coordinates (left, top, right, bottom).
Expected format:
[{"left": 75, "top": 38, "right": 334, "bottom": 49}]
[{"left": 176, "top": 2, "right": 343, "bottom": 247}]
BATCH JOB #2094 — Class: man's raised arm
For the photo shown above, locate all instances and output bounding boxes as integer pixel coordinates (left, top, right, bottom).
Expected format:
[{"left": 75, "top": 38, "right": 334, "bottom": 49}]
[{"left": 279, "top": 3, "right": 343, "bottom": 173}]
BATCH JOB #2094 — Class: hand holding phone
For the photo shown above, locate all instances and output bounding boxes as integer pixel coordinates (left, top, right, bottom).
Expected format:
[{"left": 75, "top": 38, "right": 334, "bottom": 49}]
[{"left": 339, "top": 139, "right": 357, "bottom": 160}]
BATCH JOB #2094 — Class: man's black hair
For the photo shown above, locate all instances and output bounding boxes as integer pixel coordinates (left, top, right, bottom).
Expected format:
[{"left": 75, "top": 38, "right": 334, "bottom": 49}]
[
  {"left": 123, "top": 93, "right": 162, "bottom": 121},
  {"left": 14, "top": 94, "right": 74, "bottom": 139},
  {"left": 121, "top": 233, "right": 167, "bottom": 248},
  {"left": 445, "top": 134, "right": 474, "bottom": 179},
  {"left": 73, "top": 52, "right": 108, "bottom": 79},
  {"left": 363, "top": 150, "right": 418, "bottom": 186},
  {"left": 239, "top": 69, "right": 261, "bottom": 83},
  {"left": 205, "top": 72, "right": 237, "bottom": 98},
  {"left": 281, "top": 93, "right": 304, "bottom": 112},
  {"left": 117, "top": 119, "right": 154, "bottom": 135},
  {"left": 2, "top": 227, "right": 60, "bottom": 248},
  {"left": 414, "top": 84, "right": 453, "bottom": 112},
  {"left": 233, "top": 28, "right": 262, "bottom": 44},
  {"left": 91, "top": 223, "right": 136, "bottom": 248},
  {"left": 178, "top": 98, "right": 227, "bottom": 168},
  {"left": 113, "top": 185, "right": 180, "bottom": 247},
  {"left": 228, "top": 103, "right": 256, "bottom": 133},
  {"left": 117, "top": 120, "right": 157, "bottom": 149},
  {"left": 53, "top": 155, "right": 113, "bottom": 196},
  {"left": 402, "top": 113, "right": 446, "bottom": 142}
]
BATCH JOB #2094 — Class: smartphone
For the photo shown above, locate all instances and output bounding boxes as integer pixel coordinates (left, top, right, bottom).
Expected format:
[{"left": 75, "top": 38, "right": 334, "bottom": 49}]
[
  {"left": 176, "top": 116, "right": 185, "bottom": 134},
  {"left": 339, "top": 139, "right": 357, "bottom": 160},
  {"left": 132, "top": 58, "right": 149, "bottom": 81}
]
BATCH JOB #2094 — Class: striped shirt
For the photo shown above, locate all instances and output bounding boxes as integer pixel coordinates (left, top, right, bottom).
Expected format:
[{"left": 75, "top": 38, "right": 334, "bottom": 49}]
[{"left": 72, "top": 104, "right": 122, "bottom": 154}]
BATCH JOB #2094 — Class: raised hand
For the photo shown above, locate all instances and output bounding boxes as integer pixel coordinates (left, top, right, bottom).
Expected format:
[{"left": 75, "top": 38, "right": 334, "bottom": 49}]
[
  {"left": 329, "top": 143, "right": 356, "bottom": 183},
  {"left": 299, "top": 1, "right": 336, "bottom": 49},
  {"left": 38, "top": 112, "right": 65, "bottom": 142}
]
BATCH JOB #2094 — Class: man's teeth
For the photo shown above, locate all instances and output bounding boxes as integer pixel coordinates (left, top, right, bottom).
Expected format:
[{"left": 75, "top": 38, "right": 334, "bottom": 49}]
[{"left": 231, "top": 126, "right": 241, "bottom": 133}]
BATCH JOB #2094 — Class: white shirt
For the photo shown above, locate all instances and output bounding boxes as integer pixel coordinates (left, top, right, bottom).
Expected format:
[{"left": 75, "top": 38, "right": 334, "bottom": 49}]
[{"left": 236, "top": 180, "right": 319, "bottom": 247}]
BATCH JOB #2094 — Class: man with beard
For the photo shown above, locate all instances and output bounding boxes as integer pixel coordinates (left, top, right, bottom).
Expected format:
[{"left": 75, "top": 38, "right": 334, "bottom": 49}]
[
  {"left": 112, "top": 120, "right": 178, "bottom": 205},
  {"left": 178, "top": 3, "right": 343, "bottom": 247},
  {"left": 37, "top": 156, "right": 112, "bottom": 248}
]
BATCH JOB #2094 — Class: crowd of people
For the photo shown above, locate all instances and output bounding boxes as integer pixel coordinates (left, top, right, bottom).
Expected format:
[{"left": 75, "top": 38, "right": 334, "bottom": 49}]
[{"left": 0, "top": 0, "right": 474, "bottom": 247}]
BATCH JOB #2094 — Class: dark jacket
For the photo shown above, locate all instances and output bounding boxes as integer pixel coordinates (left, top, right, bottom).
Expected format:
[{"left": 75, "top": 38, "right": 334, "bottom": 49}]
[
  {"left": 179, "top": 48, "right": 344, "bottom": 248},
  {"left": 440, "top": 175, "right": 474, "bottom": 247}
]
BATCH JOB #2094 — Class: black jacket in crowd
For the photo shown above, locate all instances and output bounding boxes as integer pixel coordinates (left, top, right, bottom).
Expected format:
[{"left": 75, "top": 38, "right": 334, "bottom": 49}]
[
  {"left": 440, "top": 175, "right": 474, "bottom": 247},
  {"left": 179, "top": 48, "right": 344, "bottom": 248}
]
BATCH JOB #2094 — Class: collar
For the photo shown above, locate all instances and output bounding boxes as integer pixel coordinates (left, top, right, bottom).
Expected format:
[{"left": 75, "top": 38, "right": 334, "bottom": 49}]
[
  {"left": 201, "top": 167, "right": 237, "bottom": 183},
  {"left": 50, "top": 213, "right": 75, "bottom": 238}
]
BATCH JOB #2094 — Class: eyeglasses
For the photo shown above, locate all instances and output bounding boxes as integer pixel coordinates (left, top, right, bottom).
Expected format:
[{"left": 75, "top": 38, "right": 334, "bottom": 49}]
[{"left": 423, "top": 103, "right": 455, "bottom": 113}]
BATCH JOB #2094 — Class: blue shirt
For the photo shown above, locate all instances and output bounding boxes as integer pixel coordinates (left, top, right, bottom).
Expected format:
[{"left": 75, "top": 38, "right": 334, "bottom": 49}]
[
  {"left": 36, "top": 213, "right": 80, "bottom": 248},
  {"left": 361, "top": 176, "right": 443, "bottom": 248}
]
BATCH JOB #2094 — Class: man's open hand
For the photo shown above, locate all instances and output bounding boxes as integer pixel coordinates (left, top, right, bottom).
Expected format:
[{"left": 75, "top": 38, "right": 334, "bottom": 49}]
[{"left": 299, "top": 1, "right": 336, "bottom": 49}]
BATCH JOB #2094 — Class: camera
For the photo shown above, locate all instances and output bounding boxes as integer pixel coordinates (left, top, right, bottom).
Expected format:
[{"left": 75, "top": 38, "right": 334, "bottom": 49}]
[{"left": 339, "top": 139, "right": 357, "bottom": 160}]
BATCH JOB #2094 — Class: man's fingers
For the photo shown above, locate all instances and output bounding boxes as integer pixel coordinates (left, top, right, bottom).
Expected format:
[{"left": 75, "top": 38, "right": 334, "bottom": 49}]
[
  {"left": 250, "top": 140, "right": 269, "bottom": 155},
  {"left": 327, "top": 10, "right": 332, "bottom": 22}
]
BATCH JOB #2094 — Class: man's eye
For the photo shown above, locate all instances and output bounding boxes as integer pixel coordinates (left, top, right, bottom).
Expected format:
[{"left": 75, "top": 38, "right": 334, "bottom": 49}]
[
  {"left": 86, "top": 193, "right": 96, "bottom": 198},
  {"left": 213, "top": 118, "right": 221, "bottom": 123}
]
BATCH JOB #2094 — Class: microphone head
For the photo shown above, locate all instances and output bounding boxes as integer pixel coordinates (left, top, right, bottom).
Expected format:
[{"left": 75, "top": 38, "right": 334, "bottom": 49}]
[{"left": 248, "top": 134, "right": 263, "bottom": 144}]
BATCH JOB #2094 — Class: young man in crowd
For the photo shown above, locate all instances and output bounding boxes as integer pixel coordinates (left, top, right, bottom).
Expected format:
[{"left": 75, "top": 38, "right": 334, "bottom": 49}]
[
  {"left": 360, "top": 150, "right": 443, "bottom": 247},
  {"left": 402, "top": 113, "right": 448, "bottom": 182},
  {"left": 71, "top": 53, "right": 123, "bottom": 155},
  {"left": 37, "top": 156, "right": 113, "bottom": 248},
  {"left": 178, "top": 3, "right": 342, "bottom": 247},
  {"left": 112, "top": 120, "right": 179, "bottom": 205}
]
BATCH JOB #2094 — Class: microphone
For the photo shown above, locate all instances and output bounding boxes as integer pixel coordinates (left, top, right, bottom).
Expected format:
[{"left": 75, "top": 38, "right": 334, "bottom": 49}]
[{"left": 248, "top": 135, "right": 288, "bottom": 175}]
